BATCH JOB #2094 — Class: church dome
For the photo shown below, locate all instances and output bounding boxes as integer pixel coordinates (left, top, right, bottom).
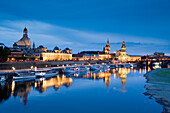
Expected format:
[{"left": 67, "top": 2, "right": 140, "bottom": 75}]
[
  {"left": 17, "top": 27, "right": 31, "bottom": 49},
  {"left": 38, "top": 45, "right": 45, "bottom": 49},
  {"left": 54, "top": 46, "right": 60, "bottom": 50},
  {"left": 13, "top": 42, "right": 17, "bottom": 46},
  {"left": 65, "top": 48, "right": 71, "bottom": 50}
]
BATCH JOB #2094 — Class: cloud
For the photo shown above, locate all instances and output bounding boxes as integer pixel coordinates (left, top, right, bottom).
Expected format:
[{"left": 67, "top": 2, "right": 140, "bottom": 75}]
[{"left": 0, "top": 20, "right": 169, "bottom": 55}]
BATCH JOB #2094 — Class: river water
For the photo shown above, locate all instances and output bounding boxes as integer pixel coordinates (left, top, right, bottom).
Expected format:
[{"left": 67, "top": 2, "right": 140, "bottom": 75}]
[{"left": 0, "top": 68, "right": 163, "bottom": 113}]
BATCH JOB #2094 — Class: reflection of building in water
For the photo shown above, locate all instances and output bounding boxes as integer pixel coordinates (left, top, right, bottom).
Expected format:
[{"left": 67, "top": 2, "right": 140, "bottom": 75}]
[
  {"left": 83, "top": 71, "right": 111, "bottom": 87},
  {"left": 98, "top": 72, "right": 111, "bottom": 87},
  {"left": 13, "top": 82, "right": 32, "bottom": 105},
  {"left": 35, "top": 76, "right": 72, "bottom": 92},
  {"left": 117, "top": 68, "right": 130, "bottom": 91},
  {"left": 0, "top": 82, "right": 12, "bottom": 103}
]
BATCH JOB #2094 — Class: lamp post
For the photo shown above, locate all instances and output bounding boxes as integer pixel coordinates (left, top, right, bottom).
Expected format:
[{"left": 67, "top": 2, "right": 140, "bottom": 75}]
[
  {"left": 30, "top": 66, "right": 33, "bottom": 71},
  {"left": 12, "top": 67, "right": 15, "bottom": 73}
]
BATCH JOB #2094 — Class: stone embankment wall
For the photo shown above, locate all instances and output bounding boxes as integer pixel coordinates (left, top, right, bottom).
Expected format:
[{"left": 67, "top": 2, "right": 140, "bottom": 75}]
[{"left": 0, "top": 60, "right": 110, "bottom": 70}]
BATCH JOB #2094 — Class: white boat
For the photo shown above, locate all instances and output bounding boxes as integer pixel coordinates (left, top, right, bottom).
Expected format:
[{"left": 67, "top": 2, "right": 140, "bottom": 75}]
[
  {"left": 78, "top": 65, "right": 89, "bottom": 72},
  {"left": 0, "top": 76, "right": 6, "bottom": 82},
  {"left": 34, "top": 69, "right": 58, "bottom": 78},
  {"left": 101, "top": 64, "right": 110, "bottom": 69},
  {"left": 91, "top": 64, "right": 101, "bottom": 70},
  {"left": 13, "top": 72, "right": 35, "bottom": 80},
  {"left": 130, "top": 64, "right": 137, "bottom": 68},
  {"left": 13, "top": 69, "right": 58, "bottom": 79},
  {"left": 64, "top": 65, "right": 88, "bottom": 73},
  {"left": 64, "top": 66, "right": 79, "bottom": 73},
  {"left": 110, "top": 64, "right": 116, "bottom": 69}
]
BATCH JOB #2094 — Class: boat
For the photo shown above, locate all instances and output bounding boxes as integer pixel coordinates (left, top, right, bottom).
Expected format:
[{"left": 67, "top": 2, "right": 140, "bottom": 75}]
[
  {"left": 13, "top": 72, "right": 36, "bottom": 80},
  {"left": 33, "top": 69, "right": 58, "bottom": 78},
  {"left": 101, "top": 64, "right": 110, "bottom": 69},
  {"left": 13, "top": 68, "right": 58, "bottom": 79},
  {"left": 64, "top": 65, "right": 89, "bottom": 73},
  {"left": 91, "top": 64, "right": 101, "bottom": 71},
  {"left": 110, "top": 64, "right": 117, "bottom": 69},
  {"left": 64, "top": 66, "right": 79, "bottom": 73},
  {"left": 0, "top": 76, "right": 6, "bottom": 82},
  {"left": 130, "top": 64, "right": 137, "bottom": 68},
  {"left": 78, "top": 65, "right": 89, "bottom": 72}
]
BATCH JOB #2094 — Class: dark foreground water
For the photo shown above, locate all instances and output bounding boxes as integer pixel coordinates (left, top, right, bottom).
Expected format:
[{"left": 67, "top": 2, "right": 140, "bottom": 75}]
[{"left": 0, "top": 68, "right": 163, "bottom": 113}]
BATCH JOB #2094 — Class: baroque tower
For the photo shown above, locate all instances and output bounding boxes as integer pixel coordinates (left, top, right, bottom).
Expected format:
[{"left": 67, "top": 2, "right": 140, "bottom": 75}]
[
  {"left": 117, "top": 39, "right": 129, "bottom": 62},
  {"left": 103, "top": 39, "right": 110, "bottom": 54}
]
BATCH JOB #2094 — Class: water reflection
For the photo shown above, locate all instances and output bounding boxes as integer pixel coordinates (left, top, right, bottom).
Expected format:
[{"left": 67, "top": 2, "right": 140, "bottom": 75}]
[
  {"left": 13, "top": 81, "right": 31, "bottom": 105},
  {"left": 0, "top": 76, "right": 73, "bottom": 105},
  {"left": 0, "top": 68, "right": 145, "bottom": 105},
  {"left": 34, "top": 76, "right": 72, "bottom": 92}
]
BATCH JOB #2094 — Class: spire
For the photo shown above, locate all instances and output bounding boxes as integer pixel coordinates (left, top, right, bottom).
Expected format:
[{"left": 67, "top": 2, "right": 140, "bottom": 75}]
[
  {"left": 121, "top": 38, "right": 125, "bottom": 48},
  {"left": 106, "top": 38, "right": 109, "bottom": 46},
  {"left": 33, "top": 42, "right": 35, "bottom": 50},
  {"left": 23, "top": 27, "right": 28, "bottom": 37}
]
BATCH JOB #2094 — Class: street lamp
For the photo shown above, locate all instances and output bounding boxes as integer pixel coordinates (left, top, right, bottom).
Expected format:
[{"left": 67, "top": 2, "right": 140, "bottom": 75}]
[
  {"left": 30, "top": 66, "right": 33, "bottom": 71},
  {"left": 12, "top": 67, "right": 15, "bottom": 73}
]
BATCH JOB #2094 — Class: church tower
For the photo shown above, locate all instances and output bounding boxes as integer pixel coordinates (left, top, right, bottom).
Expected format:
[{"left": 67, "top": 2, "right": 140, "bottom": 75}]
[
  {"left": 117, "top": 39, "right": 129, "bottom": 62},
  {"left": 23, "top": 27, "right": 28, "bottom": 37},
  {"left": 33, "top": 42, "right": 35, "bottom": 50},
  {"left": 103, "top": 39, "right": 110, "bottom": 54}
]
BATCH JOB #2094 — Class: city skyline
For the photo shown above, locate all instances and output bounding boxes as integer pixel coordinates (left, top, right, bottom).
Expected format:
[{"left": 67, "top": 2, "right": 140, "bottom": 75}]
[{"left": 0, "top": 0, "right": 170, "bottom": 55}]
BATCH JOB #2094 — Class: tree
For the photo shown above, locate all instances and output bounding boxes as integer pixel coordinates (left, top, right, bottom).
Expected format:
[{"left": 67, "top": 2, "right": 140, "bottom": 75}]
[{"left": 0, "top": 46, "right": 11, "bottom": 62}]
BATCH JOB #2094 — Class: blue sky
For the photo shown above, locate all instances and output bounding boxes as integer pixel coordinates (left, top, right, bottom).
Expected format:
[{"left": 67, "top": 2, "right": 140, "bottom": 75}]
[{"left": 0, "top": 0, "right": 170, "bottom": 55}]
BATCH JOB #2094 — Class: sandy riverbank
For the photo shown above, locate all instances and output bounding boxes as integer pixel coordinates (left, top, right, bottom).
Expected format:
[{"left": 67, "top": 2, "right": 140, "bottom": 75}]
[{"left": 144, "top": 68, "right": 170, "bottom": 113}]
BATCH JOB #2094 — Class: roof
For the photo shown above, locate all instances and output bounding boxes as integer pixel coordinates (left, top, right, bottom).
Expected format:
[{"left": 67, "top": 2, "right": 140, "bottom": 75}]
[
  {"left": 65, "top": 48, "right": 71, "bottom": 50},
  {"left": 53, "top": 46, "right": 59, "bottom": 50},
  {"left": 37, "top": 45, "right": 45, "bottom": 48},
  {"left": 79, "top": 51, "right": 104, "bottom": 55},
  {"left": 24, "top": 27, "right": 27, "bottom": 31}
]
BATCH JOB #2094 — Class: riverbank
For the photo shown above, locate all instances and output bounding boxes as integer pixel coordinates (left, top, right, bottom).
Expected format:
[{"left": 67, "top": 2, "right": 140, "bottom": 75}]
[
  {"left": 144, "top": 68, "right": 170, "bottom": 113},
  {"left": 0, "top": 60, "right": 110, "bottom": 71}
]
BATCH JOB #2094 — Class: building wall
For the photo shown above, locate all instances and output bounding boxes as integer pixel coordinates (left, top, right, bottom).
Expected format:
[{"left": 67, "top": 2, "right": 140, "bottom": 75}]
[
  {"left": 42, "top": 53, "right": 72, "bottom": 61},
  {"left": 128, "top": 56, "right": 141, "bottom": 61},
  {"left": 99, "top": 54, "right": 111, "bottom": 60}
]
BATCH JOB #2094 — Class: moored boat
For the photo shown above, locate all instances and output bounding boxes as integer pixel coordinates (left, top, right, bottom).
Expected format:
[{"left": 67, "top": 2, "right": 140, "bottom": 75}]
[
  {"left": 91, "top": 64, "right": 101, "bottom": 71},
  {"left": 0, "top": 76, "right": 6, "bottom": 82}
]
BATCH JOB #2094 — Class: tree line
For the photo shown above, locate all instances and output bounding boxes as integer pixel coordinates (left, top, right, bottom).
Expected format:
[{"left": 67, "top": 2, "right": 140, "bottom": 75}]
[{"left": 0, "top": 45, "right": 11, "bottom": 62}]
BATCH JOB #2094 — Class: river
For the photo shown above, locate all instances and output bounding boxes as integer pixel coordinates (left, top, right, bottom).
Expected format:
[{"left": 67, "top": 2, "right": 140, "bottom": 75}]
[{"left": 0, "top": 68, "right": 164, "bottom": 113}]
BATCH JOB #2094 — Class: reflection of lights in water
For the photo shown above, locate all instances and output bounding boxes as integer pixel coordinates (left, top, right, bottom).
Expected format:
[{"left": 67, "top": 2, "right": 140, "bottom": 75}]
[
  {"left": 12, "top": 81, "right": 15, "bottom": 94},
  {"left": 34, "top": 82, "right": 37, "bottom": 87},
  {"left": 148, "top": 66, "right": 151, "bottom": 72},
  {"left": 62, "top": 75, "right": 65, "bottom": 78},
  {"left": 43, "top": 81, "right": 47, "bottom": 86},
  {"left": 114, "top": 73, "right": 116, "bottom": 79},
  {"left": 94, "top": 75, "right": 96, "bottom": 79},
  {"left": 36, "top": 77, "right": 73, "bottom": 91},
  {"left": 76, "top": 73, "right": 78, "bottom": 77},
  {"left": 134, "top": 69, "right": 136, "bottom": 73},
  {"left": 39, "top": 78, "right": 45, "bottom": 81},
  {"left": 139, "top": 68, "right": 141, "bottom": 74}
]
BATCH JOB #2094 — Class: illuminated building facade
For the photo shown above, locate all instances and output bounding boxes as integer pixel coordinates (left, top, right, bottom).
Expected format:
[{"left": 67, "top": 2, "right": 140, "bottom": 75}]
[{"left": 41, "top": 52, "right": 72, "bottom": 61}]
